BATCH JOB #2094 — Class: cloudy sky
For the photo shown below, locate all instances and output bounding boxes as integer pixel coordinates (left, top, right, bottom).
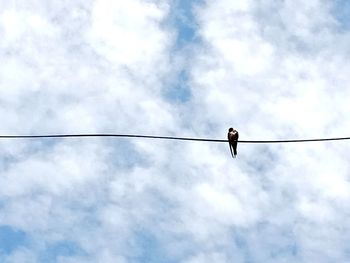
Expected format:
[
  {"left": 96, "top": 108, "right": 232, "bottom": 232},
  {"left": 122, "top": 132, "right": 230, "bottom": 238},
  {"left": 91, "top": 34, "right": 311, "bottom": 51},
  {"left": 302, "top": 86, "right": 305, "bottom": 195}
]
[{"left": 1, "top": 0, "right": 350, "bottom": 262}]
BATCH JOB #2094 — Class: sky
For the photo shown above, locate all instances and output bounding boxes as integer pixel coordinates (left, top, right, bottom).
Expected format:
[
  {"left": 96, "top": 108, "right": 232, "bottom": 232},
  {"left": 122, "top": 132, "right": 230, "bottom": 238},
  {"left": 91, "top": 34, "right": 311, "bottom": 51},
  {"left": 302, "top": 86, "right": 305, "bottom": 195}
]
[{"left": 0, "top": 0, "right": 350, "bottom": 262}]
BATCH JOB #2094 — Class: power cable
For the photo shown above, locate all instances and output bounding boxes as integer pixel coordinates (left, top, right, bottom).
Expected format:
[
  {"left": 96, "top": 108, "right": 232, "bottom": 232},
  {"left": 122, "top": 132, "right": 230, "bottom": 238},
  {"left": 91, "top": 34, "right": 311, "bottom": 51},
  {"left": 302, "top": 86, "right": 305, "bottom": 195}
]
[{"left": 0, "top": 134, "right": 349, "bottom": 143}]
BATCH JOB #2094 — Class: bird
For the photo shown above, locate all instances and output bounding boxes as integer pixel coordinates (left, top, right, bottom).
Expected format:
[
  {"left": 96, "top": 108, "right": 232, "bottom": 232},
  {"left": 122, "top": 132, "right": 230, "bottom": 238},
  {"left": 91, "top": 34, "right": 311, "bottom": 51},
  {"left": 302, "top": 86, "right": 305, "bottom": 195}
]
[{"left": 228, "top": 127, "right": 239, "bottom": 158}]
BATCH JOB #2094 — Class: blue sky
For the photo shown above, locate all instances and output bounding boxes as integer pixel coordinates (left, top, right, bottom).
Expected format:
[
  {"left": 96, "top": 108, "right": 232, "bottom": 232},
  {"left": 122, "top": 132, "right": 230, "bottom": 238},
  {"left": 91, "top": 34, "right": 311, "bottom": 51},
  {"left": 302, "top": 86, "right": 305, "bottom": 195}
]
[
  {"left": 333, "top": 0, "right": 350, "bottom": 30},
  {"left": 1, "top": 0, "right": 350, "bottom": 262}
]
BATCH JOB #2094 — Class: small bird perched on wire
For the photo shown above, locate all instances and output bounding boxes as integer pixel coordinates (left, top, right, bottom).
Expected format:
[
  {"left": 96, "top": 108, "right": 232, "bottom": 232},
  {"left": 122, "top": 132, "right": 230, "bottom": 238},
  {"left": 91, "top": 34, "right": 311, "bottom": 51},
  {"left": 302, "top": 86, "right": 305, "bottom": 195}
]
[{"left": 228, "top": 127, "right": 239, "bottom": 158}]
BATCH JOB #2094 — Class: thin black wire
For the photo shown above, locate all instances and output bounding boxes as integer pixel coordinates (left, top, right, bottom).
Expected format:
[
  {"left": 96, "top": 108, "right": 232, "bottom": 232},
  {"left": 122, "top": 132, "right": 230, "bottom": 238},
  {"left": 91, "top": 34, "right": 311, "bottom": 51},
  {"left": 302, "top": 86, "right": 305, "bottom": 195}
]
[{"left": 0, "top": 134, "right": 349, "bottom": 143}]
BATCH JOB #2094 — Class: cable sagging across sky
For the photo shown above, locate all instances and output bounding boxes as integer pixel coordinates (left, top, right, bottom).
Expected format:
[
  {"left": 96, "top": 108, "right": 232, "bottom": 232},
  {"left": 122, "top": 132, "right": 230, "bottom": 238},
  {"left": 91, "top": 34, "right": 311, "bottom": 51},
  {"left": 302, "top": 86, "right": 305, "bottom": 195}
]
[{"left": 0, "top": 134, "right": 349, "bottom": 143}]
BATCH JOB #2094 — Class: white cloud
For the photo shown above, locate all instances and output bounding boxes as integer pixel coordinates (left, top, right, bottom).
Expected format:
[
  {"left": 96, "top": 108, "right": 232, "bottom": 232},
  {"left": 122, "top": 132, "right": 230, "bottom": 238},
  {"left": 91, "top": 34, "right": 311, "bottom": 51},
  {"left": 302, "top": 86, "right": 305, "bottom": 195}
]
[
  {"left": 88, "top": 0, "right": 171, "bottom": 77},
  {"left": 187, "top": 0, "right": 350, "bottom": 261},
  {"left": 0, "top": 0, "right": 178, "bottom": 261},
  {"left": 1, "top": 0, "right": 350, "bottom": 262}
]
